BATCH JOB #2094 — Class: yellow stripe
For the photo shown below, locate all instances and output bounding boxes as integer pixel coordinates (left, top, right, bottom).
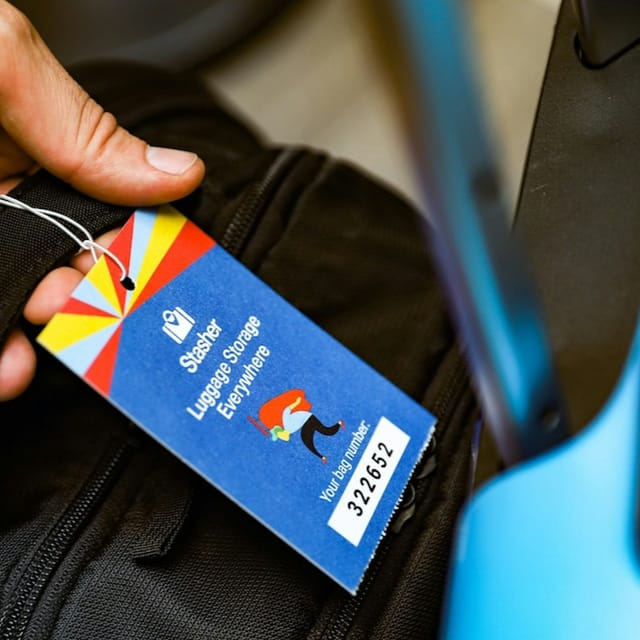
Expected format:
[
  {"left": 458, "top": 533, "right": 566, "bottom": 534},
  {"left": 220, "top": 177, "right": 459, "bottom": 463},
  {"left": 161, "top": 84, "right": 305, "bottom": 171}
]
[
  {"left": 127, "top": 205, "right": 186, "bottom": 311},
  {"left": 38, "top": 313, "right": 120, "bottom": 352},
  {"left": 85, "top": 256, "right": 122, "bottom": 316}
]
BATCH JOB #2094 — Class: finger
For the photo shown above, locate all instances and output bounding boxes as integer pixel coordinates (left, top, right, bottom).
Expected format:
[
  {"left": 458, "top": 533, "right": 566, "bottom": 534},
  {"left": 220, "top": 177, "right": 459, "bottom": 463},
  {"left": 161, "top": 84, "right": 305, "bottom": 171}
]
[
  {"left": 0, "top": 2, "right": 204, "bottom": 206},
  {"left": 23, "top": 266, "right": 84, "bottom": 325},
  {"left": 0, "top": 174, "right": 25, "bottom": 194},
  {"left": 0, "top": 328, "right": 36, "bottom": 401},
  {"left": 0, "top": 126, "right": 34, "bottom": 177},
  {"left": 70, "top": 228, "right": 121, "bottom": 274}
]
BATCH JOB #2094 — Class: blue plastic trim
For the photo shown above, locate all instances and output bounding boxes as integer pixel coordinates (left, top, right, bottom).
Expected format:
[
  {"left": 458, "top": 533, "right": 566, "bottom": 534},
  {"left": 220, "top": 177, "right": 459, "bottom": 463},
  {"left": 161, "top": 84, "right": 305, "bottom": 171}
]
[
  {"left": 394, "top": 0, "right": 567, "bottom": 463},
  {"left": 443, "top": 319, "right": 640, "bottom": 639}
]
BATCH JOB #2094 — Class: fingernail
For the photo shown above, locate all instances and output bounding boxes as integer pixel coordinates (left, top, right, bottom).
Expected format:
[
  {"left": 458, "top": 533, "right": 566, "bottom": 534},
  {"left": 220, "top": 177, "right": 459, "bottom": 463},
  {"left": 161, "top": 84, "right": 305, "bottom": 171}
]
[{"left": 146, "top": 146, "right": 198, "bottom": 175}]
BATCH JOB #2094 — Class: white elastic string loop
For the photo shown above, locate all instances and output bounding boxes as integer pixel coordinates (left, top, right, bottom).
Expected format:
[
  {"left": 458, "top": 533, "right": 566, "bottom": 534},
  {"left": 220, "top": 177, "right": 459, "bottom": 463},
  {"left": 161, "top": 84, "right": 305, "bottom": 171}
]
[
  {"left": 0, "top": 194, "right": 133, "bottom": 288},
  {"left": 0, "top": 194, "right": 98, "bottom": 262}
]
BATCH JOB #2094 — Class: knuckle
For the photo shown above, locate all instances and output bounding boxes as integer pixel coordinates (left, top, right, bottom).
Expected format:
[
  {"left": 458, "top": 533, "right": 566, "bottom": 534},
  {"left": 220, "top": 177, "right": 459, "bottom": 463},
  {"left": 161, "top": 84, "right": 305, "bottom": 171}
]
[
  {"left": 81, "top": 106, "right": 120, "bottom": 158},
  {"left": 64, "top": 100, "right": 121, "bottom": 180}
]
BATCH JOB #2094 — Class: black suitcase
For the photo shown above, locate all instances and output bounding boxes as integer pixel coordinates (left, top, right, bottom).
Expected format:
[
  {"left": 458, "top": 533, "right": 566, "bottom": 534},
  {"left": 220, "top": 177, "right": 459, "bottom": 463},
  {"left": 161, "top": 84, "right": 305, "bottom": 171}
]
[{"left": 0, "top": 62, "right": 477, "bottom": 639}]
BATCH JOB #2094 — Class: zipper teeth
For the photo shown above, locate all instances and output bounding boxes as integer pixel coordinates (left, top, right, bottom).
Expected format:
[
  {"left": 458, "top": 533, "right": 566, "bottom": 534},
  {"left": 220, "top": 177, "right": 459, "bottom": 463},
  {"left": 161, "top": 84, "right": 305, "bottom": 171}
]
[
  {"left": 0, "top": 441, "right": 132, "bottom": 640},
  {"left": 221, "top": 147, "right": 302, "bottom": 256},
  {"left": 321, "top": 354, "right": 467, "bottom": 639},
  {"left": 323, "top": 543, "right": 392, "bottom": 640},
  {"left": 431, "top": 354, "right": 468, "bottom": 422}
]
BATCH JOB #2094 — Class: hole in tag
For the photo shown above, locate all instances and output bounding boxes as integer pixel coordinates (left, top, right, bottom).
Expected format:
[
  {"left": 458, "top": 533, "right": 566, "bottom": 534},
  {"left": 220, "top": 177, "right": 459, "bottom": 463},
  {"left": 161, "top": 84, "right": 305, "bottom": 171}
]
[{"left": 120, "top": 276, "right": 136, "bottom": 291}]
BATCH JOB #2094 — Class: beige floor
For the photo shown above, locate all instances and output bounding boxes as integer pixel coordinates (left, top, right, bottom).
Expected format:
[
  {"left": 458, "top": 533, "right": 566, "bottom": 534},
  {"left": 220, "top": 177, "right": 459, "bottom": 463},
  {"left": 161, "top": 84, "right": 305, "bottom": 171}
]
[{"left": 203, "top": 0, "right": 561, "bottom": 214}]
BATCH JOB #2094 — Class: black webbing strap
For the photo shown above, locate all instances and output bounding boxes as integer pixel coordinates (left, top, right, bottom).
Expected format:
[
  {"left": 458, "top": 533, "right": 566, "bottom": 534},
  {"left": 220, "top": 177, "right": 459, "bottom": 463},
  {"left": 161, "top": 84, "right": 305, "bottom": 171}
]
[{"left": 0, "top": 171, "right": 135, "bottom": 351}]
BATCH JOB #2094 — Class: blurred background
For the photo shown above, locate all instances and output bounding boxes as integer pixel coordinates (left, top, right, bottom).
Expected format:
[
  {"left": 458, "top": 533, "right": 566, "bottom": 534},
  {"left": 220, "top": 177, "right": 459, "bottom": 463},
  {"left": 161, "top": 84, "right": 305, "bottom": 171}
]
[
  {"left": 204, "top": 0, "right": 561, "bottom": 213},
  {"left": 12, "top": 0, "right": 560, "bottom": 214}
]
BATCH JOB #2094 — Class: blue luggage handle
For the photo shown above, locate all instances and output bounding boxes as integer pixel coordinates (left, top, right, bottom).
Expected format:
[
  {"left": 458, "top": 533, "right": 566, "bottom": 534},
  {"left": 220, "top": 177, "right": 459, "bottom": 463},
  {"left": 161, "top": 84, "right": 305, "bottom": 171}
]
[
  {"left": 391, "top": 1, "right": 640, "bottom": 636},
  {"left": 392, "top": 0, "right": 568, "bottom": 465}
]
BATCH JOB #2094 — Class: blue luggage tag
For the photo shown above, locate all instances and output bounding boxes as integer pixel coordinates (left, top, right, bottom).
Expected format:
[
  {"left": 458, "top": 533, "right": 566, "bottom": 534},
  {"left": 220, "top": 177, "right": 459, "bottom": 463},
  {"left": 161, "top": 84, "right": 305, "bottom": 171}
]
[{"left": 38, "top": 205, "right": 436, "bottom": 593}]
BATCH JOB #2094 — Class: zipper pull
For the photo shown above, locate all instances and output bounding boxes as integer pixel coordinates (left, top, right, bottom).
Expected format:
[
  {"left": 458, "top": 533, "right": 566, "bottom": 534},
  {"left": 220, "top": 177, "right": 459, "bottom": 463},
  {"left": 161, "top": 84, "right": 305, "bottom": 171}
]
[
  {"left": 391, "top": 482, "right": 416, "bottom": 534},
  {"left": 390, "top": 436, "right": 438, "bottom": 534},
  {"left": 415, "top": 435, "right": 437, "bottom": 481}
]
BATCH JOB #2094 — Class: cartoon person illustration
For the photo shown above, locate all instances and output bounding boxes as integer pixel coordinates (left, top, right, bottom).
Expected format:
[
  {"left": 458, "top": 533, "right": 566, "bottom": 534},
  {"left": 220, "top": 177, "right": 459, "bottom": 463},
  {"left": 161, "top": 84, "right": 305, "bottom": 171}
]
[{"left": 250, "top": 389, "right": 345, "bottom": 463}]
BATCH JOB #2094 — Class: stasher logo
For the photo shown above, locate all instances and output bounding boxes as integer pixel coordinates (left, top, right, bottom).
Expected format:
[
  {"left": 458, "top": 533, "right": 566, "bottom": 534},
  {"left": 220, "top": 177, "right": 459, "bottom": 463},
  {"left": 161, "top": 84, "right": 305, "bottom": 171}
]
[{"left": 162, "top": 307, "right": 195, "bottom": 344}]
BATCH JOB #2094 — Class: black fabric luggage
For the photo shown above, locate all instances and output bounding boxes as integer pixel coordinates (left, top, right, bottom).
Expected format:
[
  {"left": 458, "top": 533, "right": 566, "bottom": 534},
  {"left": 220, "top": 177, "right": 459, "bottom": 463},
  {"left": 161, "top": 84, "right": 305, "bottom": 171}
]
[{"left": 0, "top": 62, "right": 477, "bottom": 639}]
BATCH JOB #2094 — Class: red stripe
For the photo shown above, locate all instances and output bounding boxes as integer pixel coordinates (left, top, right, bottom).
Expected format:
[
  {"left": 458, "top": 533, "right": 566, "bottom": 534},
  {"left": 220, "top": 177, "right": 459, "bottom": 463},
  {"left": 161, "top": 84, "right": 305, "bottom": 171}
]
[
  {"left": 62, "top": 298, "right": 118, "bottom": 318},
  {"left": 104, "top": 217, "right": 135, "bottom": 313},
  {"left": 85, "top": 324, "right": 123, "bottom": 395}
]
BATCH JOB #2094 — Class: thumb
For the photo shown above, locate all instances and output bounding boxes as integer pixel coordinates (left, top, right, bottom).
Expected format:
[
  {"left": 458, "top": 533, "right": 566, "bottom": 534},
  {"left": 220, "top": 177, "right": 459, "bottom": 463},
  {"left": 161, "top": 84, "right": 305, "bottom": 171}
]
[{"left": 0, "top": 2, "right": 204, "bottom": 205}]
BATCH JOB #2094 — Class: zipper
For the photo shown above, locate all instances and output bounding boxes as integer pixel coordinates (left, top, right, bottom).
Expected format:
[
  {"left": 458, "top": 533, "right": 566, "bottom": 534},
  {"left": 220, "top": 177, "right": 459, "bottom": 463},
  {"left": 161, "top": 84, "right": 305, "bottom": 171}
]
[
  {"left": 221, "top": 147, "right": 304, "bottom": 257},
  {"left": 321, "top": 471, "right": 428, "bottom": 640},
  {"left": 0, "top": 440, "right": 133, "bottom": 640},
  {"left": 430, "top": 355, "right": 468, "bottom": 423},
  {"left": 320, "top": 356, "right": 468, "bottom": 640}
]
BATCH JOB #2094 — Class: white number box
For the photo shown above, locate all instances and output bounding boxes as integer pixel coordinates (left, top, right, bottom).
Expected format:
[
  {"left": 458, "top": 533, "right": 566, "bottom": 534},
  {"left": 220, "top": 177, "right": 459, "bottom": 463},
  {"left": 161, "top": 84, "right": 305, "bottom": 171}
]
[{"left": 328, "top": 417, "right": 410, "bottom": 546}]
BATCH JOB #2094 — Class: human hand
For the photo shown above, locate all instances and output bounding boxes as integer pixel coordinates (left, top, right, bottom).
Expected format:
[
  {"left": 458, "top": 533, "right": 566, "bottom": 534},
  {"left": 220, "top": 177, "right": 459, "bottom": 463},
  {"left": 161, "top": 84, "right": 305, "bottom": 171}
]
[{"left": 0, "top": 2, "right": 205, "bottom": 400}]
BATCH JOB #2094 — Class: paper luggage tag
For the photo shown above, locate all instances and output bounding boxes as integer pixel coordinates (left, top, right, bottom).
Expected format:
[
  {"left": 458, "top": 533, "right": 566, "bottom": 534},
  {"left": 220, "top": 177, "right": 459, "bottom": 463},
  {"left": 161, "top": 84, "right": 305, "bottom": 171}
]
[{"left": 38, "top": 205, "right": 436, "bottom": 593}]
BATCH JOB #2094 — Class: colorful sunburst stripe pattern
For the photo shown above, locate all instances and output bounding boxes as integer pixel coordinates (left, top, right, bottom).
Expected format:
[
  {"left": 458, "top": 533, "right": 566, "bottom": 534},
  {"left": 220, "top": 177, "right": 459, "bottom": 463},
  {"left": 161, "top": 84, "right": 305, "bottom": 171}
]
[{"left": 39, "top": 205, "right": 215, "bottom": 395}]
